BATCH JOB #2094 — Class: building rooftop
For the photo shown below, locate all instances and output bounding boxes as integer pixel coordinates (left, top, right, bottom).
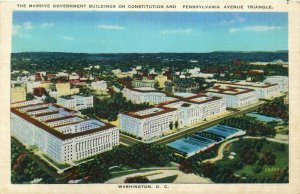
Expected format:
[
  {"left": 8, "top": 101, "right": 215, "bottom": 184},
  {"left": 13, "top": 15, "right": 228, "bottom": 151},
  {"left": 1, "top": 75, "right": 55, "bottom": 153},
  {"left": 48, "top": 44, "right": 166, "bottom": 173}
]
[
  {"left": 123, "top": 106, "right": 177, "bottom": 119},
  {"left": 215, "top": 81, "right": 278, "bottom": 88},
  {"left": 59, "top": 95, "right": 75, "bottom": 100},
  {"left": 207, "top": 86, "right": 254, "bottom": 95},
  {"left": 11, "top": 102, "right": 115, "bottom": 140}
]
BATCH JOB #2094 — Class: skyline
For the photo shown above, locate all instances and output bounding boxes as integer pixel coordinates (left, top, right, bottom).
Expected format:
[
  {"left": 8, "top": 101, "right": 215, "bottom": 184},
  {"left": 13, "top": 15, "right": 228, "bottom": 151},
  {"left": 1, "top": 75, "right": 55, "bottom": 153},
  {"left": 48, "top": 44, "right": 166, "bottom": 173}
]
[{"left": 12, "top": 12, "right": 288, "bottom": 53}]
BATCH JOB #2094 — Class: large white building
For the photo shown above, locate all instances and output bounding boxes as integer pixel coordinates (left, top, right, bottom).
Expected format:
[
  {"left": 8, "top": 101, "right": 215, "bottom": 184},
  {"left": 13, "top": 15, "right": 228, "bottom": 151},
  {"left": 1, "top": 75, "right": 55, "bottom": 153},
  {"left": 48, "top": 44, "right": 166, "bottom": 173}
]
[
  {"left": 215, "top": 81, "right": 281, "bottom": 99},
  {"left": 119, "top": 107, "right": 177, "bottom": 140},
  {"left": 163, "top": 95, "right": 226, "bottom": 127},
  {"left": 264, "top": 76, "right": 288, "bottom": 92},
  {"left": 91, "top": 80, "right": 108, "bottom": 91},
  {"left": 119, "top": 94, "right": 226, "bottom": 140},
  {"left": 11, "top": 101, "right": 119, "bottom": 164},
  {"left": 57, "top": 95, "right": 93, "bottom": 110},
  {"left": 206, "top": 86, "right": 258, "bottom": 108},
  {"left": 122, "top": 87, "right": 177, "bottom": 105}
]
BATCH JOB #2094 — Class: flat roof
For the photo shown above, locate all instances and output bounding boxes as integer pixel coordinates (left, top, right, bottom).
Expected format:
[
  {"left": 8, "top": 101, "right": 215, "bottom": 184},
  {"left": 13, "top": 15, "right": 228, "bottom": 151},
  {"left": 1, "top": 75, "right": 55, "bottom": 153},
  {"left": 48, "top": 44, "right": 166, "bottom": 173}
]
[
  {"left": 11, "top": 102, "right": 116, "bottom": 140},
  {"left": 215, "top": 81, "right": 278, "bottom": 88},
  {"left": 206, "top": 86, "right": 254, "bottom": 95},
  {"left": 123, "top": 106, "right": 177, "bottom": 119}
]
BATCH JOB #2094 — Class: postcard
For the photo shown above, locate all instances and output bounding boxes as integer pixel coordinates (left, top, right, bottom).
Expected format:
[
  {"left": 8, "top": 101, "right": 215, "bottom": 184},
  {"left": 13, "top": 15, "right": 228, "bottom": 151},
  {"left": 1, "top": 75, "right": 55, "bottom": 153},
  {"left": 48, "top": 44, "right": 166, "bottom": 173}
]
[{"left": 0, "top": 0, "right": 299, "bottom": 194}]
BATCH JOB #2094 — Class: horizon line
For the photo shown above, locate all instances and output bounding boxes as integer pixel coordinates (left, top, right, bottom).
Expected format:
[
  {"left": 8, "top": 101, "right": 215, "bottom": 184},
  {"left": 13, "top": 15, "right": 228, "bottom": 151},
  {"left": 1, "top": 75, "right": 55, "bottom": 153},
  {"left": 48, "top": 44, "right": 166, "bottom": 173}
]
[{"left": 12, "top": 50, "right": 288, "bottom": 54}]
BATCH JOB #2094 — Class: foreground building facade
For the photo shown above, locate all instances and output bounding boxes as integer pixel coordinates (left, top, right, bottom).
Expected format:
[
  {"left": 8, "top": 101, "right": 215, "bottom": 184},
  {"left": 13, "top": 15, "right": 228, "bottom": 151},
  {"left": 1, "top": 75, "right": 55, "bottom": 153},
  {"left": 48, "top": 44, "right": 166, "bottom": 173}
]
[
  {"left": 119, "top": 94, "right": 226, "bottom": 140},
  {"left": 11, "top": 100, "right": 119, "bottom": 163},
  {"left": 119, "top": 107, "right": 177, "bottom": 140}
]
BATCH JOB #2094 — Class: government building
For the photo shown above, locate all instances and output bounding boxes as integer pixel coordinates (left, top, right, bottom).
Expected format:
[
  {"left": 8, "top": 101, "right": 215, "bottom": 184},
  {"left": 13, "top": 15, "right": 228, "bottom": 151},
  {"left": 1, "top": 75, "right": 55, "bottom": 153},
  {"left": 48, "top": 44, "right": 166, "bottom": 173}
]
[
  {"left": 165, "top": 79, "right": 199, "bottom": 93},
  {"left": 122, "top": 87, "right": 177, "bottom": 105},
  {"left": 57, "top": 95, "right": 93, "bottom": 110},
  {"left": 119, "top": 107, "right": 177, "bottom": 140},
  {"left": 206, "top": 85, "right": 258, "bottom": 108},
  {"left": 11, "top": 100, "right": 119, "bottom": 164},
  {"left": 119, "top": 94, "right": 226, "bottom": 141},
  {"left": 214, "top": 81, "right": 281, "bottom": 99}
]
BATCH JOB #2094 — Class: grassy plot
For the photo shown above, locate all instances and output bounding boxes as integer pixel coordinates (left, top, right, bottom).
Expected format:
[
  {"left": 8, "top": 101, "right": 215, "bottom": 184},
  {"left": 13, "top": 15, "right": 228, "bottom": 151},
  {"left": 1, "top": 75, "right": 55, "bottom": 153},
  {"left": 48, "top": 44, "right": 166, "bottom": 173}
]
[
  {"left": 40, "top": 153, "right": 71, "bottom": 169},
  {"left": 224, "top": 139, "right": 288, "bottom": 179}
]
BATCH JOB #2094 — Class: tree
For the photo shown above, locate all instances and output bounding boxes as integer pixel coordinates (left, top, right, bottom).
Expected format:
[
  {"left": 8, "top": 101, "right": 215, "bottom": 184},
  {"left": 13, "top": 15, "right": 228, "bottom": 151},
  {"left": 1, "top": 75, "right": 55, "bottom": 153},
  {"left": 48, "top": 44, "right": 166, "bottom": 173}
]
[
  {"left": 169, "top": 121, "right": 173, "bottom": 130},
  {"left": 26, "top": 93, "right": 35, "bottom": 100},
  {"left": 175, "top": 121, "right": 179, "bottom": 129},
  {"left": 124, "top": 176, "right": 149, "bottom": 183}
]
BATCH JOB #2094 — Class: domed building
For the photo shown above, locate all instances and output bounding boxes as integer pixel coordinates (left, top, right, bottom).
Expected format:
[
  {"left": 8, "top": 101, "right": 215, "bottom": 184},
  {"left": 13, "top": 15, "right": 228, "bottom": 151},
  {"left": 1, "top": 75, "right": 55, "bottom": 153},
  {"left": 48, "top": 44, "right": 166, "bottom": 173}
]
[{"left": 165, "top": 79, "right": 199, "bottom": 93}]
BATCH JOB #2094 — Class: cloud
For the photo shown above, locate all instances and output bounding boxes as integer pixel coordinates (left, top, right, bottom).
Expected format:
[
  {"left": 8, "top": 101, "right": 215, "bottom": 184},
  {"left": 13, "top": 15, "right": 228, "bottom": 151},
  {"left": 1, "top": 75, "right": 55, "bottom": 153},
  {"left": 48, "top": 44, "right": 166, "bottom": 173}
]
[
  {"left": 23, "top": 22, "right": 34, "bottom": 30},
  {"left": 13, "top": 21, "right": 34, "bottom": 36},
  {"left": 97, "top": 24, "right": 125, "bottom": 30},
  {"left": 161, "top": 28, "right": 192, "bottom": 35},
  {"left": 218, "top": 13, "right": 246, "bottom": 25},
  {"left": 41, "top": 22, "right": 55, "bottom": 29},
  {"left": 229, "top": 25, "right": 283, "bottom": 33},
  {"left": 61, "top": 36, "right": 74, "bottom": 41},
  {"left": 229, "top": 28, "right": 239, "bottom": 33}
]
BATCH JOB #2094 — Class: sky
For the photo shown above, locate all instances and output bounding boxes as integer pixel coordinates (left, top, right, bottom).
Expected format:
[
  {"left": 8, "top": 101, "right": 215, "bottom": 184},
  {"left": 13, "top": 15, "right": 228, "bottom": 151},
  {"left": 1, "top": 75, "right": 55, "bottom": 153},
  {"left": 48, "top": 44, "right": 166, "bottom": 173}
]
[{"left": 12, "top": 12, "right": 288, "bottom": 53}]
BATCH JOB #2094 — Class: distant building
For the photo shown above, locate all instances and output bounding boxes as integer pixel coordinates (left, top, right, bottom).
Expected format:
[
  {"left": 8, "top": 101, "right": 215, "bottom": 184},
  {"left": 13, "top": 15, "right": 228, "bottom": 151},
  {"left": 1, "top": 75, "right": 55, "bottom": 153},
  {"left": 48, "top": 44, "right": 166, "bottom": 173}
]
[
  {"left": 155, "top": 75, "right": 168, "bottom": 88},
  {"left": 188, "top": 67, "right": 201, "bottom": 75},
  {"left": 57, "top": 95, "right": 93, "bottom": 110},
  {"left": 206, "top": 86, "right": 258, "bottom": 108},
  {"left": 91, "top": 80, "right": 108, "bottom": 91},
  {"left": 33, "top": 87, "right": 46, "bottom": 97},
  {"left": 265, "top": 76, "right": 288, "bottom": 92},
  {"left": 11, "top": 101, "right": 119, "bottom": 163},
  {"left": 56, "top": 82, "right": 80, "bottom": 97},
  {"left": 118, "top": 77, "right": 133, "bottom": 88},
  {"left": 112, "top": 68, "right": 136, "bottom": 78},
  {"left": 122, "top": 87, "right": 177, "bottom": 105},
  {"left": 11, "top": 86, "right": 26, "bottom": 103},
  {"left": 69, "top": 73, "right": 80, "bottom": 80},
  {"left": 26, "top": 81, "right": 41, "bottom": 93},
  {"left": 190, "top": 73, "right": 214, "bottom": 79},
  {"left": 132, "top": 78, "right": 157, "bottom": 88},
  {"left": 215, "top": 81, "right": 281, "bottom": 99},
  {"left": 165, "top": 79, "right": 199, "bottom": 93}
]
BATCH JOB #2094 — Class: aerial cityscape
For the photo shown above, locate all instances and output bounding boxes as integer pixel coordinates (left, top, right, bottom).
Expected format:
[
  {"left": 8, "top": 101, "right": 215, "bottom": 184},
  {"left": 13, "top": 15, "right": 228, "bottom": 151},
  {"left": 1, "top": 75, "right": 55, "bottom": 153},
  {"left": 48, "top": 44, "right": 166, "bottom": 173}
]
[{"left": 11, "top": 11, "right": 288, "bottom": 184}]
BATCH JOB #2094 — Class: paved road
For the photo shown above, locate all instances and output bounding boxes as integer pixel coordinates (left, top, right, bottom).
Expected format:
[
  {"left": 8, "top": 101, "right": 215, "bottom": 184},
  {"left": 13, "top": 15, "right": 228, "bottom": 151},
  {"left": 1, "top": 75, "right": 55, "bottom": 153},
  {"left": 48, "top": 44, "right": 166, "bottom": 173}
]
[
  {"left": 202, "top": 138, "right": 239, "bottom": 163},
  {"left": 120, "top": 134, "right": 140, "bottom": 146}
]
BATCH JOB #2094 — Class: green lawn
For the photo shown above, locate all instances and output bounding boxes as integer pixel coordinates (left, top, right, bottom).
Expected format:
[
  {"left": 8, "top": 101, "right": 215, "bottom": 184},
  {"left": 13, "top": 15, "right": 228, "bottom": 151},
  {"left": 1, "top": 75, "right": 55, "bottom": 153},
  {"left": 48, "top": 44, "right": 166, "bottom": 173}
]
[
  {"left": 41, "top": 153, "right": 71, "bottom": 169},
  {"left": 276, "top": 129, "right": 289, "bottom": 135},
  {"left": 228, "top": 140, "right": 288, "bottom": 179},
  {"left": 150, "top": 175, "right": 178, "bottom": 183},
  {"left": 275, "top": 124, "right": 289, "bottom": 135},
  {"left": 74, "top": 155, "right": 95, "bottom": 164}
]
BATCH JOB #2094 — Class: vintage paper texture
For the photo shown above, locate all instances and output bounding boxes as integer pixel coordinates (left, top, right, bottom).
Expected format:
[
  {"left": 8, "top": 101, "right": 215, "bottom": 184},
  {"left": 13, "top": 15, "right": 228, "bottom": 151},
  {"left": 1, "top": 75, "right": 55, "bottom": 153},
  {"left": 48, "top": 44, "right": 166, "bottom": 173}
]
[{"left": 0, "top": 0, "right": 300, "bottom": 194}]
